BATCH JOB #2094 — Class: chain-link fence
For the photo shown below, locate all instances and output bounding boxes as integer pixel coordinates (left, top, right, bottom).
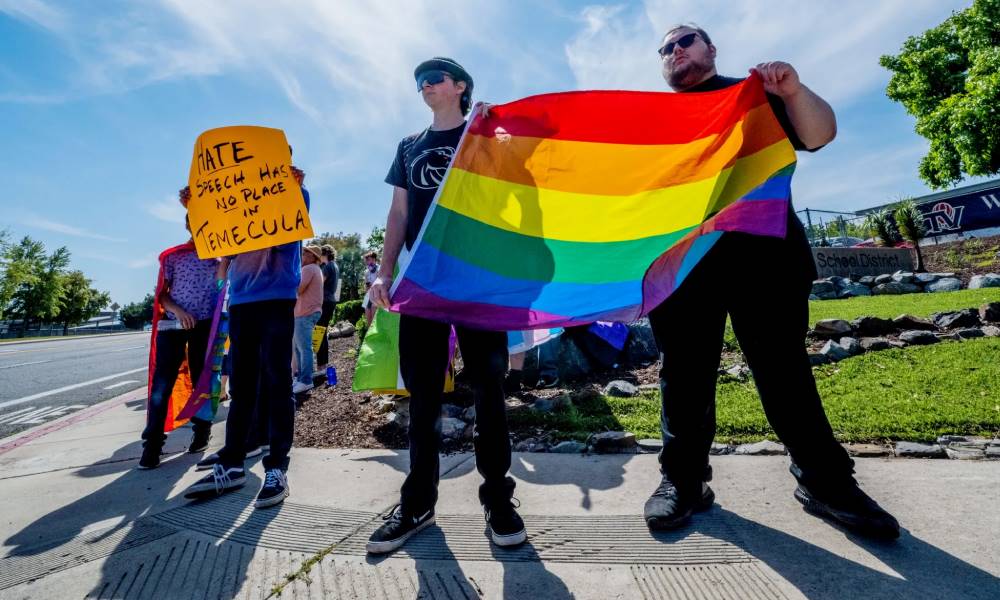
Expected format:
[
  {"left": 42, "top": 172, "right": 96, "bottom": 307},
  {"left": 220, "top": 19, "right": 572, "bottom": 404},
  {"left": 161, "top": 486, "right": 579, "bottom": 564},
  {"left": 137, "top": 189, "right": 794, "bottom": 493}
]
[{"left": 796, "top": 208, "right": 872, "bottom": 247}]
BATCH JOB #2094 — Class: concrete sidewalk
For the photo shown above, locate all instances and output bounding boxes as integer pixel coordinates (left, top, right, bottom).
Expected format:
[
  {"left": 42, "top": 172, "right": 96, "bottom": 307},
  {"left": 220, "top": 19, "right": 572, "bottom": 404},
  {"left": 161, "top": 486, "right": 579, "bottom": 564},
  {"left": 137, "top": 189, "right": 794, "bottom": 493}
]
[{"left": 0, "top": 395, "right": 997, "bottom": 599}]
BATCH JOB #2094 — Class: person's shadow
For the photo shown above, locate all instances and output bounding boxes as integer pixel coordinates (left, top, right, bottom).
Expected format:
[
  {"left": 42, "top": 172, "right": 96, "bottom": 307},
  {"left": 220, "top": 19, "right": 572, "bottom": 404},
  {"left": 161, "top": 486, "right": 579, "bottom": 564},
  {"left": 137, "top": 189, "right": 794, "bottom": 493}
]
[{"left": 658, "top": 505, "right": 1000, "bottom": 599}]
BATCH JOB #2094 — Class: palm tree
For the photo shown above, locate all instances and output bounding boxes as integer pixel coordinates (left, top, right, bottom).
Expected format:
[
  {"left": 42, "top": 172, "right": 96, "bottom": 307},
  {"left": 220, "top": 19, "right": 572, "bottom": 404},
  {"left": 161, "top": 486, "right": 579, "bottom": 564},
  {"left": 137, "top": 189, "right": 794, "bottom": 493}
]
[
  {"left": 893, "top": 199, "right": 927, "bottom": 272},
  {"left": 863, "top": 208, "right": 900, "bottom": 248}
]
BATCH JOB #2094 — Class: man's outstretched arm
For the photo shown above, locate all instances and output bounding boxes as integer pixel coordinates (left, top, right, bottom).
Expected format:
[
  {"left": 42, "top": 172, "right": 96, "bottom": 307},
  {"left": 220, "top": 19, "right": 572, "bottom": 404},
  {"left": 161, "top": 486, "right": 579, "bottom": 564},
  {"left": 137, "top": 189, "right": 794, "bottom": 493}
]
[{"left": 752, "top": 61, "right": 836, "bottom": 150}]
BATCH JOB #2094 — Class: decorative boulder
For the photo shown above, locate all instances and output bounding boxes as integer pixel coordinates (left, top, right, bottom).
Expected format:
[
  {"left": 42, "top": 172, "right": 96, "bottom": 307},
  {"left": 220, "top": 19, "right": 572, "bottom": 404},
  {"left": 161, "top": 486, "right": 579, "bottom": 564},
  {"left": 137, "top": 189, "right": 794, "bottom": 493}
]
[
  {"left": 550, "top": 440, "right": 587, "bottom": 453},
  {"left": 557, "top": 338, "right": 593, "bottom": 381},
  {"left": 838, "top": 283, "right": 872, "bottom": 298},
  {"left": 893, "top": 314, "right": 937, "bottom": 331},
  {"left": 440, "top": 417, "right": 468, "bottom": 441},
  {"left": 899, "top": 330, "right": 940, "bottom": 346},
  {"left": 811, "top": 281, "right": 837, "bottom": 299},
  {"left": 873, "top": 282, "right": 922, "bottom": 295},
  {"left": 891, "top": 271, "right": 916, "bottom": 284},
  {"left": 980, "top": 302, "right": 1000, "bottom": 322},
  {"left": 589, "top": 431, "right": 638, "bottom": 453},
  {"left": 932, "top": 309, "right": 981, "bottom": 330},
  {"left": 969, "top": 274, "right": 1000, "bottom": 289},
  {"left": 860, "top": 337, "right": 891, "bottom": 352},
  {"left": 814, "top": 319, "right": 853, "bottom": 338},
  {"left": 926, "top": 277, "right": 962, "bottom": 293},
  {"left": 838, "top": 336, "right": 862, "bottom": 355},
  {"left": 624, "top": 319, "right": 659, "bottom": 365},
  {"left": 852, "top": 316, "right": 896, "bottom": 337},
  {"left": 874, "top": 274, "right": 894, "bottom": 285},
  {"left": 914, "top": 273, "right": 940, "bottom": 285},
  {"left": 820, "top": 340, "right": 851, "bottom": 362},
  {"left": 532, "top": 394, "right": 572, "bottom": 413},
  {"left": 603, "top": 380, "right": 638, "bottom": 398},
  {"left": 858, "top": 275, "right": 877, "bottom": 285}
]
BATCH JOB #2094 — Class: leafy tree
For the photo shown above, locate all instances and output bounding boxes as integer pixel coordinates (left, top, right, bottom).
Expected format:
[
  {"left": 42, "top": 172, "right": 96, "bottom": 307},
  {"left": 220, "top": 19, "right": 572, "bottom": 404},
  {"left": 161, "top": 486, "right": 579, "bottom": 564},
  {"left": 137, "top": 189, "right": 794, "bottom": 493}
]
[
  {"left": 4, "top": 237, "right": 70, "bottom": 335},
  {"left": 120, "top": 293, "right": 155, "bottom": 330},
  {"left": 880, "top": 0, "right": 1000, "bottom": 188},
  {"left": 311, "top": 231, "right": 365, "bottom": 301},
  {"left": 864, "top": 209, "right": 902, "bottom": 248},
  {"left": 311, "top": 231, "right": 363, "bottom": 255},
  {"left": 58, "top": 271, "right": 111, "bottom": 334},
  {"left": 366, "top": 226, "right": 385, "bottom": 254},
  {"left": 893, "top": 199, "right": 928, "bottom": 271}
]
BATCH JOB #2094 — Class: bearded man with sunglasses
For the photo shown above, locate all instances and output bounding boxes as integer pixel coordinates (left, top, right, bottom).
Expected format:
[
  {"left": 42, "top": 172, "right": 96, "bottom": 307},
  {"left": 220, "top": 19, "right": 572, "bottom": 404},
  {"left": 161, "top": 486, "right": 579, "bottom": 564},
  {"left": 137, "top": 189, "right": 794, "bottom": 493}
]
[
  {"left": 365, "top": 57, "right": 527, "bottom": 555},
  {"left": 644, "top": 24, "right": 900, "bottom": 540}
]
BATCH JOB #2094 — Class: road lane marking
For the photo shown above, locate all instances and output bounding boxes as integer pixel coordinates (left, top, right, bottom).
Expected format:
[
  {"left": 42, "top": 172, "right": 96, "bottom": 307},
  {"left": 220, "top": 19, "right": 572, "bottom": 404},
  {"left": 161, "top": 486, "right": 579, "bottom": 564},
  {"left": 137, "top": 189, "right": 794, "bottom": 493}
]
[
  {"left": 0, "top": 367, "right": 148, "bottom": 410},
  {"left": 4, "top": 405, "right": 88, "bottom": 425},
  {"left": 0, "top": 406, "right": 37, "bottom": 423},
  {"left": 106, "top": 345, "right": 147, "bottom": 354},
  {"left": 0, "top": 360, "right": 52, "bottom": 370},
  {"left": 103, "top": 380, "right": 140, "bottom": 390}
]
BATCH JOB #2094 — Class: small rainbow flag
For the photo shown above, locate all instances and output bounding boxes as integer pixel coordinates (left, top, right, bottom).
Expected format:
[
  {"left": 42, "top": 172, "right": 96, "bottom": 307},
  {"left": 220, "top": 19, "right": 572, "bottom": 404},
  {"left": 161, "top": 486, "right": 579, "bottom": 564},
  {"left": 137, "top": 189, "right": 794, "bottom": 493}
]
[{"left": 391, "top": 75, "right": 796, "bottom": 330}]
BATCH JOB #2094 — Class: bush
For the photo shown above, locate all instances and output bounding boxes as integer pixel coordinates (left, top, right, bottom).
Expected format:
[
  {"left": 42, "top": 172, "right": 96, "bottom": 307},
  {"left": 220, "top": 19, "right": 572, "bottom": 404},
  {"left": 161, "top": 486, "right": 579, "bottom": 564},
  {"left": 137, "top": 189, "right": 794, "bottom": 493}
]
[
  {"left": 355, "top": 314, "right": 369, "bottom": 344},
  {"left": 334, "top": 299, "right": 364, "bottom": 324}
]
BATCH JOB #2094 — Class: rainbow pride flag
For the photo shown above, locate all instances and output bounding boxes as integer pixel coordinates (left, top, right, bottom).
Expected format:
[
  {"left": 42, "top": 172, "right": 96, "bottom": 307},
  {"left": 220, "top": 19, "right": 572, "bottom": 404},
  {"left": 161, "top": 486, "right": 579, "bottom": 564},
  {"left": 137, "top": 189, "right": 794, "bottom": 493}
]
[{"left": 390, "top": 75, "right": 796, "bottom": 330}]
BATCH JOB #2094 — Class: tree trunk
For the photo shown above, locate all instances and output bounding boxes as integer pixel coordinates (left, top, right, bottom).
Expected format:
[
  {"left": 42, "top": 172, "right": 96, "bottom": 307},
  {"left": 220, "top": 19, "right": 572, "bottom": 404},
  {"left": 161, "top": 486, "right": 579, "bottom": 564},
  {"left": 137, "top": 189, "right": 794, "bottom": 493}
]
[{"left": 914, "top": 242, "right": 925, "bottom": 272}]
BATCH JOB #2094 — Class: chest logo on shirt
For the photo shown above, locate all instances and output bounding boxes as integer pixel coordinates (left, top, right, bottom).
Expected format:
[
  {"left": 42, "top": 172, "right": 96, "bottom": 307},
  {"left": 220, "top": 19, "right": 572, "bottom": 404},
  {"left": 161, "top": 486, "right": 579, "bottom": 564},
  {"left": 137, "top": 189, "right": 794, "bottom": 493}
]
[{"left": 409, "top": 146, "right": 455, "bottom": 190}]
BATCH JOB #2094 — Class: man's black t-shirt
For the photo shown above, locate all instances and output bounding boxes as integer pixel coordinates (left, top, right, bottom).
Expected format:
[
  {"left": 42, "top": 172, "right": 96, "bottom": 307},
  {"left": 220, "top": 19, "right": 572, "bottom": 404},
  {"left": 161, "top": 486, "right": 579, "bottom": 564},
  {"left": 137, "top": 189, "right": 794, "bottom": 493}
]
[
  {"left": 685, "top": 74, "right": 819, "bottom": 280},
  {"left": 385, "top": 123, "right": 465, "bottom": 250}
]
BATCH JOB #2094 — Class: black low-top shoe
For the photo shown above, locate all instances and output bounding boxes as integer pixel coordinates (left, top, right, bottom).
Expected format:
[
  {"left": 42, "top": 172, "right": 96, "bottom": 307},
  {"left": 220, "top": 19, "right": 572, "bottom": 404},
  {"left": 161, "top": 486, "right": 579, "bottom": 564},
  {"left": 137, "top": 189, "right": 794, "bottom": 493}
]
[
  {"left": 644, "top": 476, "right": 715, "bottom": 530},
  {"left": 184, "top": 464, "right": 245, "bottom": 498},
  {"left": 484, "top": 499, "right": 527, "bottom": 547},
  {"left": 794, "top": 482, "right": 900, "bottom": 539},
  {"left": 366, "top": 505, "right": 435, "bottom": 555},
  {"left": 255, "top": 468, "right": 289, "bottom": 509},
  {"left": 138, "top": 445, "right": 161, "bottom": 470},
  {"left": 188, "top": 420, "right": 212, "bottom": 453}
]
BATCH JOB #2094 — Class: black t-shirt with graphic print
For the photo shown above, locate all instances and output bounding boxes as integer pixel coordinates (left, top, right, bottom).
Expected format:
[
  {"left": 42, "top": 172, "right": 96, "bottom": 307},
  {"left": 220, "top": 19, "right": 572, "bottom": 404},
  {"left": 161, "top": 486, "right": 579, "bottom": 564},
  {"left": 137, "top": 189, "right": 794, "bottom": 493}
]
[{"left": 385, "top": 123, "right": 465, "bottom": 250}]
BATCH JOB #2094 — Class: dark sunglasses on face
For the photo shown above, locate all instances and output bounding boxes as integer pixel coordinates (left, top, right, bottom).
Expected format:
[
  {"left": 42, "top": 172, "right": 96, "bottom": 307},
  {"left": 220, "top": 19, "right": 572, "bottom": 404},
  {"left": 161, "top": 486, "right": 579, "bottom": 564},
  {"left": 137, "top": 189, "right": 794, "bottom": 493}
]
[
  {"left": 416, "top": 70, "right": 452, "bottom": 91},
  {"left": 658, "top": 32, "right": 700, "bottom": 58}
]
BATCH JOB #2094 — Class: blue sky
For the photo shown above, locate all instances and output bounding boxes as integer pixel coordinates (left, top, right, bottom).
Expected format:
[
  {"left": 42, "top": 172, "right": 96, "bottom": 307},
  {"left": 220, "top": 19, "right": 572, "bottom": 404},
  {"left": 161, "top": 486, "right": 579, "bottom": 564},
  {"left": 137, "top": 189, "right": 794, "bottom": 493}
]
[{"left": 0, "top": 0, "right": 977, "bottom": 305}]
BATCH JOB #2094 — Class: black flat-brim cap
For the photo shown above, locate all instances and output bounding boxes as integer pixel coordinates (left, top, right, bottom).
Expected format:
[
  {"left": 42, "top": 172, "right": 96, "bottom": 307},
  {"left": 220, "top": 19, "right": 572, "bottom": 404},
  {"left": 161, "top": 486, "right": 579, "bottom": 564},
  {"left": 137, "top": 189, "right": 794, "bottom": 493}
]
[{"left": 414, "top": 57, "right": 474, "bottom": 91}]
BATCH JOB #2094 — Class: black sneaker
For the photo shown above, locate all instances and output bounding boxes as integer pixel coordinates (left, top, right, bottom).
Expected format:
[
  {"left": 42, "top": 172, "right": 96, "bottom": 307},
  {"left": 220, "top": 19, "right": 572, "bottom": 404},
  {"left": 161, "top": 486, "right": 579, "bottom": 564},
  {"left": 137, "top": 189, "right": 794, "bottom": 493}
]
[
  {"left": 184, "top": 464, "right": 246, "bottom": 498},
  {"left": 195, "top": 452, "right": 220, "bottom": 471},
  {"left": 794, "top": 482, "right": 900, "bottom": 539},
  {"left": 138, "top": 445, "right": 161, "bottom": 470},
  {"left": 484, "top": 498, "right": 527, "bottom": 547},
  {"left": 188, "top": 420, "right": 212, "bottom": 453},
  {"left": 644, "top": 477, "right": 714, "bottom": 530},
  {"left": 366, "top": 505, "right": 436, "bottom": 554},
  {"left": 256, "top": 469, "right": 289, "bottom": 509}
]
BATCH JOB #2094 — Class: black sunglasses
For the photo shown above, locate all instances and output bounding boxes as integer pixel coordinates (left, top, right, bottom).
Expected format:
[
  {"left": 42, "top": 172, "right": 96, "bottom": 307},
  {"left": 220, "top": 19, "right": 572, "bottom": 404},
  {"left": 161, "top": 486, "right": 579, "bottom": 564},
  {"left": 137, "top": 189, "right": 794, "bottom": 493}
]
[
  {"left": 416, "top": 70, "right": 452, "bottom": 91},
  {"left": 658, "top": 32, "right": 700, "bottom": 58}
]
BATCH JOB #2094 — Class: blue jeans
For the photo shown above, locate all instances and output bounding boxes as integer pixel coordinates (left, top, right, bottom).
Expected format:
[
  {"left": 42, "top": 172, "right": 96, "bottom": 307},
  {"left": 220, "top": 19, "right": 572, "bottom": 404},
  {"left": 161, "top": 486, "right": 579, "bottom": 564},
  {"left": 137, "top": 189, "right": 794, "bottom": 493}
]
[{"left": 293, "top": 311, "right": 321, "bottom": 385}]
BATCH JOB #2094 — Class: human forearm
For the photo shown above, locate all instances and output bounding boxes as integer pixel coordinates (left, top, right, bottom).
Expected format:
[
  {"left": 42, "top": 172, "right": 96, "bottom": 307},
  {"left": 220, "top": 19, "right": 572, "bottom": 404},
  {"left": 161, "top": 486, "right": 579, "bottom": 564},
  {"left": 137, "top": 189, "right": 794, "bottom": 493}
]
[
  {"left": 781, "top": 84, "right": 837, "bottom": 149},
  {"left": 378, "top": 197, "right": 408, "bottom": 277}
]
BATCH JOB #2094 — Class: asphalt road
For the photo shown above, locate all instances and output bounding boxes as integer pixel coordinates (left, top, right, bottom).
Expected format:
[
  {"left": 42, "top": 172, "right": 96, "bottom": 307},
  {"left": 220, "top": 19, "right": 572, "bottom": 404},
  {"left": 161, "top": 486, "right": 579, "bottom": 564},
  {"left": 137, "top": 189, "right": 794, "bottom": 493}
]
[{"left": 0, "top": 333, "right": 149, "bottom": 439}]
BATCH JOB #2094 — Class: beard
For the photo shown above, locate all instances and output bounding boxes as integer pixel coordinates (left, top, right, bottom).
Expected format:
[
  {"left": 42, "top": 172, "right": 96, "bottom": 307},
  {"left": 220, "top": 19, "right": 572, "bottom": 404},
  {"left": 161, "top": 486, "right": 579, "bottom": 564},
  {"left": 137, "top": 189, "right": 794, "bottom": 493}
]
[{"left": 664, "top": 56, "right": 715, "bottom": 90}]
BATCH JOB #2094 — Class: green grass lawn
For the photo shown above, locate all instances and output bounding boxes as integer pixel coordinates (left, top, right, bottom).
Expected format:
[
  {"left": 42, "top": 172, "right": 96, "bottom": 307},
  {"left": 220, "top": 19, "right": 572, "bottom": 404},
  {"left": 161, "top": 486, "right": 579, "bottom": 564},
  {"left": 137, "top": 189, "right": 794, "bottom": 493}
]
[{"left": 512, "top": 336, "right": 1000, "bottom": 444}]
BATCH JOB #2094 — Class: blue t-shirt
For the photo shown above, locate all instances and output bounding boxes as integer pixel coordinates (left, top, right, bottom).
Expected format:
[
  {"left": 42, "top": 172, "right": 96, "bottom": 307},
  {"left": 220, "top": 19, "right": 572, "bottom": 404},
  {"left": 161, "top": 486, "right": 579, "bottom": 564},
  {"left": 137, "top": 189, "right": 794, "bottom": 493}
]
[{"left": 227, "top": 188, "right": 311, "bottom": 306}]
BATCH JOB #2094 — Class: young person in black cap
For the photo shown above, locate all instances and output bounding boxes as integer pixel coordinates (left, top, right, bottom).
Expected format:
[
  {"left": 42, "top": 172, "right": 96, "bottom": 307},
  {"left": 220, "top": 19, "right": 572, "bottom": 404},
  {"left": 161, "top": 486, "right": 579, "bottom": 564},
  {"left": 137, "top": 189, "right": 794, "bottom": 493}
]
[{"left": 366, "top": 57, "right": 526, "bottom": 555}]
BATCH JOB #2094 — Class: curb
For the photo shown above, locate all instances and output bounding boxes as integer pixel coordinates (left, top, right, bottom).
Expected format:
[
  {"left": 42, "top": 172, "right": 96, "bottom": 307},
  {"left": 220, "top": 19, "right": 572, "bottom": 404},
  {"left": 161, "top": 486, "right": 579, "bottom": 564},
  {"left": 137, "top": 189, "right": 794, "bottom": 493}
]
[
  {"left": 0, "top": 386, "right": 146, "bottom": 456},
  {"left": 0, "top": 331, "right": 145, "bottom": 347}
]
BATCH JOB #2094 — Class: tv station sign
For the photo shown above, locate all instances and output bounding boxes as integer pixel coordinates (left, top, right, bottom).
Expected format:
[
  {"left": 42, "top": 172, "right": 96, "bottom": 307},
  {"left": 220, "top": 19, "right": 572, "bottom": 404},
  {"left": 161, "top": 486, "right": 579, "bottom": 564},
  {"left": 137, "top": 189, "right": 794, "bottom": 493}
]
[{"left": 918, "top": 185, "right": 1000, "bottom": 236}]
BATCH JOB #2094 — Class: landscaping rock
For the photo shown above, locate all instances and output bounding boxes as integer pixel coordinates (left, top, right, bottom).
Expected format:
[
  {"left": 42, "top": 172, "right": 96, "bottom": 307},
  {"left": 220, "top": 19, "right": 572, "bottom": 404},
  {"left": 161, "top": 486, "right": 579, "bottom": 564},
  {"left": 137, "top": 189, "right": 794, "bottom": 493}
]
[
  {"left": 638, "top": 383, "right": 660, "bottom": 393},
  {"left": 852, "top": 316, "right": 897, "bottom": 337},
  {"left": 375, "top": 398, "right": 396, "bottom": 414},
  {"left": 514, "top": 438, "right": 542, "bottom": 452},
  {"left": 844, "top": 443, "right": 891, "bottom": 457},
  {"left": 860, "top": 337, "right": 891, "bottom": 352},
  {"left": 838, "top": 283, "right": 872, "bottom": 298},
  {"left": 858, "top": 275, "right": 876, "bottom": 285},
  {"left": 913, "top": 273, "right": 940, "bottom": 284},
  {"left": 874, "top": 274, "right": 894, "bottom": 285},
  {"left": 968, "top": 273, "right": 1000, "bottom": 289},
  {"left": 986, "top": 446, "right": 1000, "bottom": 459},
  {"left": 894, "top": 442, "right": 946, "bottom": 458},
  {"left": 945, "top": 447, "right": 985, "bottom": 460},
  {"left": 814, "top": 319, "right": 853, "bottom": 338},
  {"left": 925, "top": 277, "right": 961, "bottom": 293},
  {"left": 952, "top": 327, "right": 985, "bottom": 340},
  {"left": 557, "top": 338, "right": 592, "bottom": 381},
  {"left": 386, "top": 411, "right": 409, "bottom": 429},
  {"left": 625, "top": 319, "right": 659, "bottom": 365},
  {"left": 550, "top": 440, "right": 587, "bottom": 454},
  {"left": 892, "top": 314, "right": 937, "bottom": 331},
  {"left": 811, "top": 281, "right": 836, "bottom": 297},
  {"left": 441, "top": 404, "right": 465, "bottom": 419},
  {"left": 532, "top": 394, "right": 572, "bottom": 413},
  {"left": 637, "top": 438, "right": 663, "bottom": 452},
  {"left": 982, "top": 325, "right": 1000, "bottom": 337},
  {"left": 820, "top": 340, "right": 851, "bottom": 362},
  {"left": 980, "top": 302, "right": 1000, "bottom": 322},
  {"left": 722, "top": 364, "right": 750, "bottom": 381},
  {"left": 710, "top": 442, "right": 734, "bottom": 455},
  {"left": 891, "top": 271, "right": 916, "bottom": 284},
  {"left": 838, "top": 336, "right": 862, "bottom": 356},
  {"left": 603, "top": 380, "right": 639, "bottom": 398},
  {"left": 932, "top": 309, "right": 981, "bottom": 329},
  {"left": 734, "top": 440, "right": 787, "bottom": 455},
  {"left": 589, "top": 431, "right": 637, "bottom": 453},
  {"left": 440, "top": 417, "right": 467, "bottom": 441},
  {"left": 899, "top": 330, "right": 940, "bottom": 346},
  {"left": 808, "top": 352, "right": 828, "bottom": 366},
  {"left": 809, "top": 294, "right": 820, "bottom": 301},
  {"left": 873, "top": 282, "right": 922, "bottom": 295}
]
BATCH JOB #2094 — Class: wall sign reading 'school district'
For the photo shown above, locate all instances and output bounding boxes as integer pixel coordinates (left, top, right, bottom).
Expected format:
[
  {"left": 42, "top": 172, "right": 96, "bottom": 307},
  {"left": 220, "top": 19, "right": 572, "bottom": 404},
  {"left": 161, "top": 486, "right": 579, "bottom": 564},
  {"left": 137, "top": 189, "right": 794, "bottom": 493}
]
[
  {"left": 812, "top": 247, "right": 914, "bottom": 278},
  {"left": 187, "top": 126, "right": 313, "bottom": 259}
]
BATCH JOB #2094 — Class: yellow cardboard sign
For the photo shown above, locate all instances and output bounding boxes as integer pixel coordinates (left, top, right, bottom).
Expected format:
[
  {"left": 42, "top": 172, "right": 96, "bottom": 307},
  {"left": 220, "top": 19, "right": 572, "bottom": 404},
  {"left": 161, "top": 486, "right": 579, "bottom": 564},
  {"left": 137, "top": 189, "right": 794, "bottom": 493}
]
[{"left": 187, "top": 125, "right": 313, "bottom": 258}]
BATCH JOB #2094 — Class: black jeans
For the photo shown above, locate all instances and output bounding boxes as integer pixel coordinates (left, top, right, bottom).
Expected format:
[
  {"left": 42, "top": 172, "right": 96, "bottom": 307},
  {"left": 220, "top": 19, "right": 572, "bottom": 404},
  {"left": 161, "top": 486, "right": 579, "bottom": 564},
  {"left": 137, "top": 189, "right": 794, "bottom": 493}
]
[
  {"left": 316, "top": 299, "right": 336, "bottom": 366},
  {"left": 218, "top": 299, "right": 296, "bottom": 471},
  {"left": 398, "top": 314, "right": 513, "bottom": 514},
  {"left": 142, "top": 320, "right": 212, "bottom": 448},
  {"left": 648, "top": 218, "right": 854, "bottom": 494}
]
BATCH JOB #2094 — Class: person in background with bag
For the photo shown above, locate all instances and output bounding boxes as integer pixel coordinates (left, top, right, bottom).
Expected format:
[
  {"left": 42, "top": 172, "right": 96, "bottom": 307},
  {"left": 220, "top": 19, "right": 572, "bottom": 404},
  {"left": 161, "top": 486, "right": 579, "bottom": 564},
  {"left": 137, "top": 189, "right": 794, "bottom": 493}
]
[
  {"left": 293, "top": 244, "right": 325, "bottom": 394},
  {"left": 316, "top": 244, "right": 340, "bottom": 369}
]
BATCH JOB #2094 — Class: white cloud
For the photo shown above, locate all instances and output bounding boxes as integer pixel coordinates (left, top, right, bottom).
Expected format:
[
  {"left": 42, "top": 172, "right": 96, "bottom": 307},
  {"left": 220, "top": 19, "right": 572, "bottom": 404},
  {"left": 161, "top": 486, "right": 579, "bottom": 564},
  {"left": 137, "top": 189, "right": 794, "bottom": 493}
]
[
  {"left": 146, "top": 196, "right": 186, "bottom": 224},
  {"left": 20, "top": 214, "right": 126, "bottom": 242},
  {"left": 0, "top": 0, "right": 67, "bottom": 31}
]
